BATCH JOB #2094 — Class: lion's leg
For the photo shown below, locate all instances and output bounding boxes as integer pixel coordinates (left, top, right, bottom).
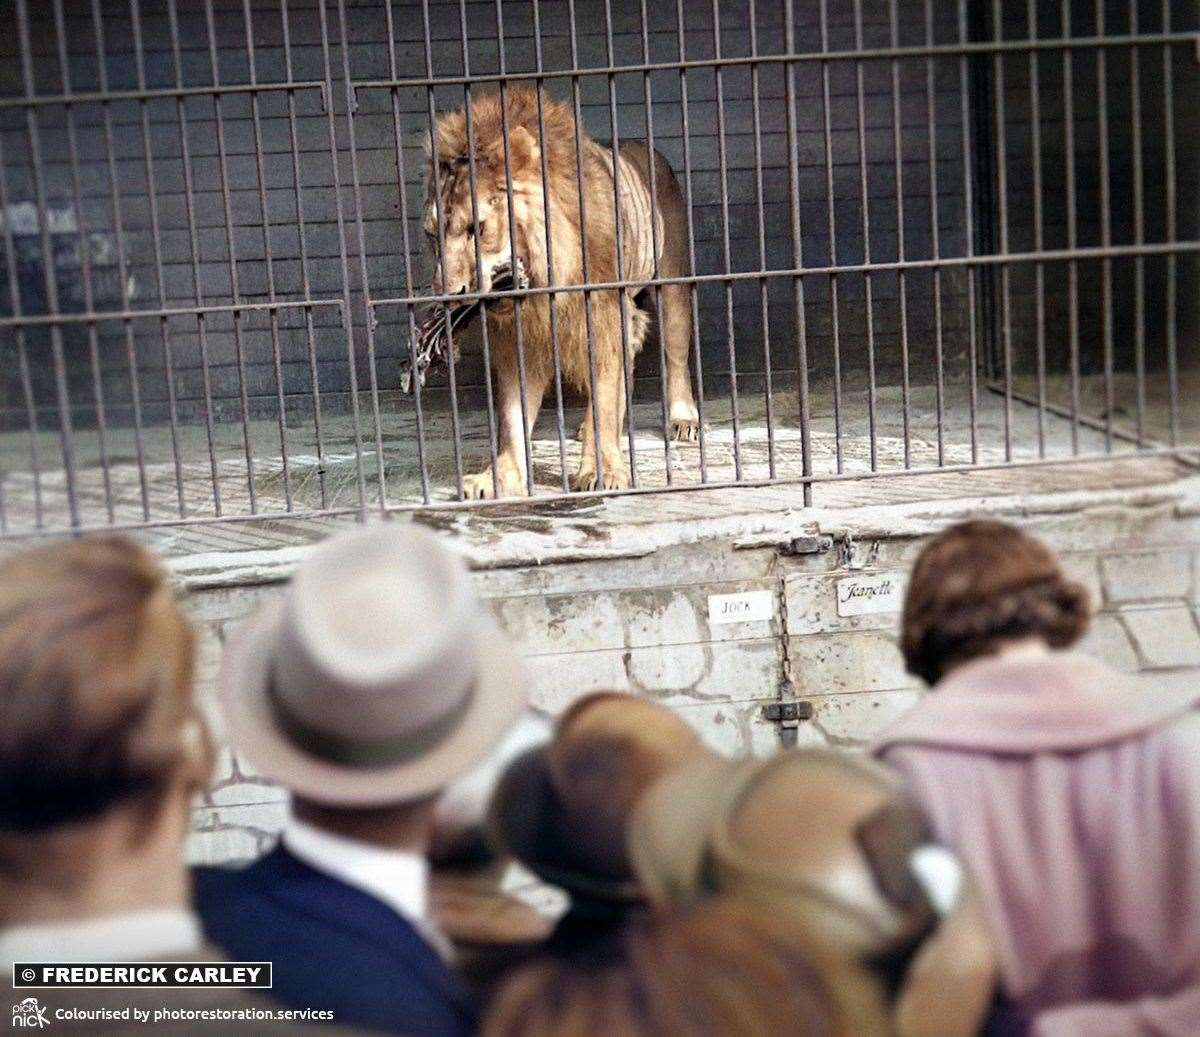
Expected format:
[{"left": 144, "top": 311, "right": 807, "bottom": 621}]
[
  {"left": 574, "top": 303, "right": 629, "bottom": 492},
  {"left": 463, "top": 362, "right": 546, "bottom": 500},
  {"left": 657, "top": 282, "right": 700, "bottom": 441}
]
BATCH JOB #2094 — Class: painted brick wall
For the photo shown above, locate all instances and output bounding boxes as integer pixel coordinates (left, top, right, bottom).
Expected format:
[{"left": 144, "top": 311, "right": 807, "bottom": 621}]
[{"left": 182, "top": 491, "right": 1200, "bottom": 865}]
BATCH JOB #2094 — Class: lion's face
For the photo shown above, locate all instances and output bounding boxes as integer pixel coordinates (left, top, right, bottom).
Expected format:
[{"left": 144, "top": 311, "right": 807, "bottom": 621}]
[{"left": 424, "top": 163, "right": 519, "bottom": 299}]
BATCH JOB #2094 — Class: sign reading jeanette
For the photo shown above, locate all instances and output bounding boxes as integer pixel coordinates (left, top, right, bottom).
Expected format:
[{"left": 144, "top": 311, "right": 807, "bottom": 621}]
[
  {"left": 835, "top": 572, "right": 906, "bottom": 617},
  {"left": 707, "top": 590, "right": 775, "bottom": 626},
  {"left": 14, "top": 962, "right": 272, "bottom": 989}
]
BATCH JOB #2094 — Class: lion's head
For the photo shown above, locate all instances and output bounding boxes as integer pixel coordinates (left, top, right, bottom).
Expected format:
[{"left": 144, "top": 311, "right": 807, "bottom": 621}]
[{"left": 424, "top": 86, "right": 578, "bottom": 299}]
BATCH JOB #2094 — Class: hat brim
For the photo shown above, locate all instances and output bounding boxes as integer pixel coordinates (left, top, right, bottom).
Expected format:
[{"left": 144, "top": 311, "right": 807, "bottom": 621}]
[
  {"left": 626, "top": 754, "right": 749, "bottom": 906},
  {"left": 487, "top": 747, "right": 641, "bottom": 902},
  {"left": 218, "top": 598, "right": 529, "bottom": 807}
]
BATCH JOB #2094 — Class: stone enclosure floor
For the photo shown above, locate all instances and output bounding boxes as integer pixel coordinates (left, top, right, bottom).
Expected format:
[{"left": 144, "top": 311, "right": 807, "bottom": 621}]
[{"left": 0, "top": 371, "right": 1196, "bottom": 559}]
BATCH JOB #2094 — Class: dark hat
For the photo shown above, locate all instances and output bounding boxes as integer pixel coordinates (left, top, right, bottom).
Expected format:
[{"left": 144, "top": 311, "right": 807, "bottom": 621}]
[{"left": 487, "top": 692, "right": 708, "bottom": 902}]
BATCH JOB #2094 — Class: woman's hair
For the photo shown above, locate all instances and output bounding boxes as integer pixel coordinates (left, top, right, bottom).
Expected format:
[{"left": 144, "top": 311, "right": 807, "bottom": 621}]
[
  {"left": 0, "top": 537, "right": 206, "bottom": 836},
  {"left": 482, "top": 898, "right": 878, "bottom": 1037},
  {"left": 900, "top": 520, "right": 1090, "bottom": 685}
]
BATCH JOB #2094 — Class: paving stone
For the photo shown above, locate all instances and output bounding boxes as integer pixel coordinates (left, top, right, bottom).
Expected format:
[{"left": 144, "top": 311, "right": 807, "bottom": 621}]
[
  {"left": 1100, "top": 550, "right": 1194, "bottom": 604},
  {"left": 1122, "top": 606, "right": 1200, "bottom": 669},
  {"left": 785, "top": 569, "right": 907, "bottom": 636},
  {"left": 1077, "top": 613, "right": 1141, "bottom": 673},
  {"left": 808, "top": 689, "right": 922, "bottom": 747},
  {"left": 788, "top": 630, "right": 917, "bottom": 697}
]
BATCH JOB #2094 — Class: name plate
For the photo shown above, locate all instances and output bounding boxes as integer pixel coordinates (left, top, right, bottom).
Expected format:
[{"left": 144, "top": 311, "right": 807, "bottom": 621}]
[
  {"left": 708, "top": 590, "right": 775, "bottom": 626},
  {"left": 836, "top": 572, "right": 905, "bottom": 617}
]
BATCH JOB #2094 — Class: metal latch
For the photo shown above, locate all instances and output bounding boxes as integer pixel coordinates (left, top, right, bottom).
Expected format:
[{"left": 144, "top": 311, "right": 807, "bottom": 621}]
[{"left": 762, "top": 700, "right": 814, "bottom": 725}]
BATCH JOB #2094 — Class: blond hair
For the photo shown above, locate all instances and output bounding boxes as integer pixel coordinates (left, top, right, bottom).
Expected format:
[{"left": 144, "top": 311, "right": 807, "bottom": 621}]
[{"left": 0, "top": 537, "right": 204, "bottom": 838}]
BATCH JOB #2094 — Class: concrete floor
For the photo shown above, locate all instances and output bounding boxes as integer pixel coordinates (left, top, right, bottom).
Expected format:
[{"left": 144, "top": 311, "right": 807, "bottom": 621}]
[{"left": 0, "top": 371, "right": 1195, "bottom": 558}]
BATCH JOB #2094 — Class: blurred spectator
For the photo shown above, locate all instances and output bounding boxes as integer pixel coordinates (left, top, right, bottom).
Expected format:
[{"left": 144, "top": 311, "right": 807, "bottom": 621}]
[
  {"left": 486, "top": 692, "right": 710, "bottom": 967},
  {"left": 0, "top": 538, "right": 322, "bottom": 1031},
  {"left": 482, "top": 897, "right": 857, "bottom": 1037},
  {"left": 874, "top": 520, "right": 1200, "bottom": 1035},
  {"left": 629, "top": 749, "right": 996, "bottom": 1037},
  {"left": 194, "top": 524, "right": 529, "bottom": 1036}
]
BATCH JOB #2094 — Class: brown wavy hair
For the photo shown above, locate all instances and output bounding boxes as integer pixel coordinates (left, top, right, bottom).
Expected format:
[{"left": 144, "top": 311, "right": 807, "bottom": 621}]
[
  {"left": 0, "top": 537, "right": 206, "bottom": 835},
  {"left": 482, "top": 898, "right": 882, "bottom": 1037},
  {"left": 900, "top": 520, "right": 1090, "bottom": 686}
]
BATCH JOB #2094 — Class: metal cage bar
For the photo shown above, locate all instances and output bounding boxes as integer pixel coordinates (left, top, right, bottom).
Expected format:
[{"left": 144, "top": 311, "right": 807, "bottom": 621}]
[{"left": 0, "top": 0, "right": 1194, "bottom": 543}]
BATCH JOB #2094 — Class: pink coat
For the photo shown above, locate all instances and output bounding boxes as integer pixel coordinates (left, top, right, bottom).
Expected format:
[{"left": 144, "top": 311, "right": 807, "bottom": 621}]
[{"left": 873, "top": 652, "right": 1200, "bottom": 1036}]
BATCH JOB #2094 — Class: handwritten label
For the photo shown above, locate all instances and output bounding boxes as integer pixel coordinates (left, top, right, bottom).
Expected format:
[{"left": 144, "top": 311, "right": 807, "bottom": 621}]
[
  {"left": 708, "top": 590, "right": 775, "bottom": 626},
  {"left": 835, "top": 572, "right": 905, "bottom": 617}
]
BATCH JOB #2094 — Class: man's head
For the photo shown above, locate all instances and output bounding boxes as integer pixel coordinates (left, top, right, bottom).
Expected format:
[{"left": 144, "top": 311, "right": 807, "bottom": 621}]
[
  {"left": 0, "top": 537, "right": 206, "bottom": 894},
  {"left": 218, "top": 524, "right": 528, "bottom": 829},
  {"left": 900, "top": 520, "right": 1090, "bottom": 685}
]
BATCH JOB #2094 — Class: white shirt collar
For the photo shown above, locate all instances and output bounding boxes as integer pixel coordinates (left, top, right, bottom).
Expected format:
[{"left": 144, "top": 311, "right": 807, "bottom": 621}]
[
  {"left": 282, "top": 817, "right": 448, "bottom": 957},
  {"left": 0, "top": 907, "right": 202, "bottom": 975}
]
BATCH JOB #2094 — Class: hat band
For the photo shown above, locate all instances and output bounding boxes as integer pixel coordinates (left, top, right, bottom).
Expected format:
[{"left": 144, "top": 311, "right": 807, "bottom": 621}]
[{"left": 266, "top": 667, "right": 475, "bottom": 770}]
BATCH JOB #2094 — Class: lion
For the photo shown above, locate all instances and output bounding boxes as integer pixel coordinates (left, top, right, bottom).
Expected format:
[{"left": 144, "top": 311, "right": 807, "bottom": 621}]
[{"left": 423, "top": 85, "right": 700, "bottom": 498}]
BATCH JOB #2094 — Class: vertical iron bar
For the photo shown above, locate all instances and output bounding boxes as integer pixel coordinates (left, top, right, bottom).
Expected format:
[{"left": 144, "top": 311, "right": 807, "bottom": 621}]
[
  {"left": 242, "top": 0, "right": 293, "bottom": 510},
  {"left": 924, "top": 0, "right": 945, "bottom": 466},
  {"left": 675, "top": 0, "right": 710, "bottom": 481},
  {"left": 1161, "top": 0, "right": 1178, "bottom": 446},
  {"left": 382, "top": 1, "right": 433, "bottom": 503},
  {"left": 1095, "top": 0, "right": 1114, "bottom": 453},
  {"left": 748, "top": 0, "right": 777, "bottom": 478},
  {"left": 817, "top": 0, "right": 841, "bottom": 474},
  {"left": 16, "top": 0, "right": 81, "bottom": 529},
  {"left": 316, "top": 0, "right": 369, "bottom": 515},
  {"left": 0, "top": 133, "right": 44, "bottom": 529},
  {"left": 958, "top": 0, "right": 979, "bottom": 463},
  {"left": 454, "top": 4, "right": 501, "bottom": 498},
  {"left": 1026, "top": 0, "right": 1046, "bottom": 458},
  {"left": 334, "top": 0, "right": 388, "bottom": 509},
  {"left": 91, "top": 0, "right": 152, "bottom": 522},
  {"left": 494, "top": 0, "right": 537, "bottom": 495},
  {"left": 129, "top": 0, "right": 186, "bottom": 517},
  {"left": 1062, "top": 0, "right": 1081, "bottom": 453},
  {"left": 888, "top": 0, "right": 912, "bottom": 468},
  {"left": 711, "top": 0, "right": 742, "bottom": 480},
  {"left": 1130, "top": 3, "right": 1145, "bottom": 448},
  {"left": 990, "top": 0, "right": 1013, "bottom": 462},
  {"left": 166, "top": 0, "right": 222, "bottom": 515},
  {"left": 51, "top": 0, "right": 114, "bottom": 523},
  {"left": 853, "top": 0, "right": 878, "bottom": 471},
  {"left": 419, "top": 0, "right": 467, "bottom": 499},
  {"left": 281, "top": 0, "right": 329, "bottom": 507},
  {"left": 638, "top": 0, "right": 675, "bottom": 483},
  {"left": 532, "top": 0, "right": 571, "bottom": 491},
  {"left": 601, "top": 0, "right": 640, "bottom": 485},
  {"left": 783, "top": 0, "right": 812, "bottom": 505},
  {"left": 202, "top": 0, "right": 258, "bottom": 512},
  {"left": 566, "top": 0, "right": 606, "bottom": 488}
]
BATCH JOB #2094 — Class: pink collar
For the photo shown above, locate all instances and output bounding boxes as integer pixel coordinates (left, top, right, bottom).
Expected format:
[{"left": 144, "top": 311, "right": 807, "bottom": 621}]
[{"left": 873, "top": 653, "right": 1200, "bottom": 756}]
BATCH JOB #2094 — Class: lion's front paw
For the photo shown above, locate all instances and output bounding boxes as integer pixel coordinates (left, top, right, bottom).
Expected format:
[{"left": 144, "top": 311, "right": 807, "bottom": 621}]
[
  {"left": 573, "top": 454, "right": 629, "bottom": 492},
  {"left": 669, "top": 398, "right": 701, "bottom": 442},
  {"left": 462, "top": 465, "right": 529, "bottom": 500}
]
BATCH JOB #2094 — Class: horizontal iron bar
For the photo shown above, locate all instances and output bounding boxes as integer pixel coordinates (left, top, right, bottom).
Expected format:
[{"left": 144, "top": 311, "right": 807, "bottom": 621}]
[
  {"left": 0, "top": 298, "right": 344, "bottom": 329},
  {"left": 351, "top": 31, "right": 1198, "bottom": 92},
  {"left": 1, "top": 446, "right": 1196, "bottom": 543},
  {"left": 370, "top": 240, "right": 1200, "bottom": 310},
  {"left": 0, "top": 80, "right": 327, "bottom": 110}
]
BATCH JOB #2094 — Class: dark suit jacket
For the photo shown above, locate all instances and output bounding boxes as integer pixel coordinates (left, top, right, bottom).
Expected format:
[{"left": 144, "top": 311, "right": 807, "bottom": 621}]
[{"left": 193, "top": 846, "right": 475, "bottom": 1036}]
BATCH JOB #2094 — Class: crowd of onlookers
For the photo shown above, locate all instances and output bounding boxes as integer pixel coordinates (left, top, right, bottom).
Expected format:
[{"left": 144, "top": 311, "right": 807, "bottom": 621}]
[{"left": 1, "top": 516, "right": 1197, "bottom": 1035}]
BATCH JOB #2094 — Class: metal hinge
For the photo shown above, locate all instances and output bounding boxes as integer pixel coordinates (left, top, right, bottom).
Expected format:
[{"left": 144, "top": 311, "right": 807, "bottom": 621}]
[{"left": 762, "top": 697, "right": 814, "bottom": 725}]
